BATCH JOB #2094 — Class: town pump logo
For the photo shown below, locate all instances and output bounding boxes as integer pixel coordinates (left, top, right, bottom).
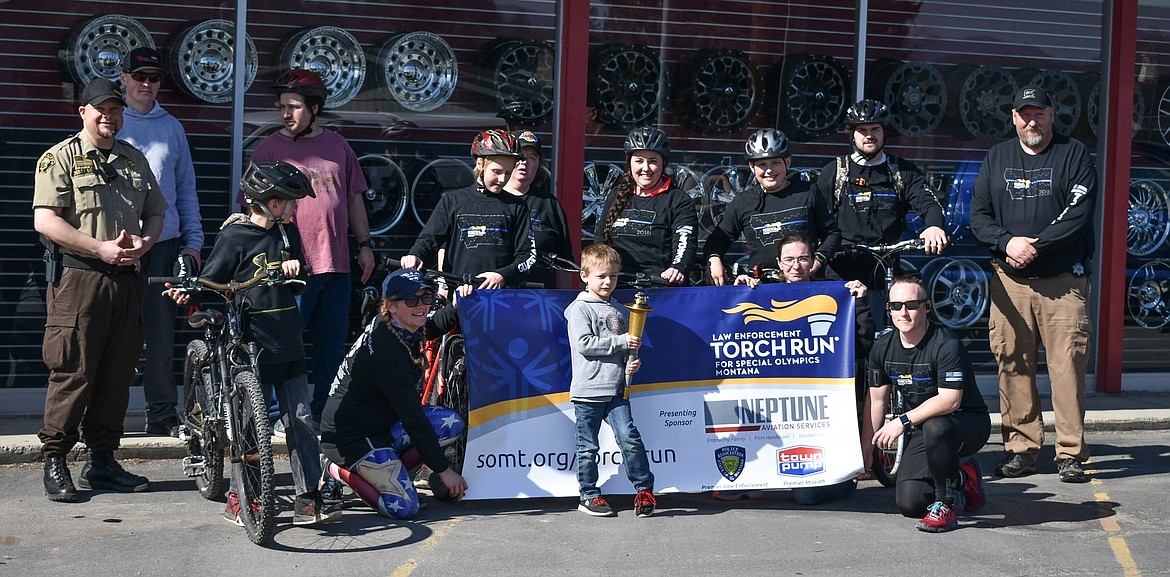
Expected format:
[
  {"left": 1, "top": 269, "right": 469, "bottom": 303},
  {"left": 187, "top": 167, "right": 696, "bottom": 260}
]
[
  {"left": 777, "top": 445, "right": 825, "bottom": 477},
  {"left": 723, "top": 294, "right": 839, "bottom": 335}
]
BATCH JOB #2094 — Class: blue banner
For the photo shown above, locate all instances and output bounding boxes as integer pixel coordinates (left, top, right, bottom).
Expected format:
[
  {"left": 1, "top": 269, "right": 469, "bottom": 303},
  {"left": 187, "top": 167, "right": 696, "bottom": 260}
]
[{"left": 457, "top": 282, "right": 862, "bottom": 499}]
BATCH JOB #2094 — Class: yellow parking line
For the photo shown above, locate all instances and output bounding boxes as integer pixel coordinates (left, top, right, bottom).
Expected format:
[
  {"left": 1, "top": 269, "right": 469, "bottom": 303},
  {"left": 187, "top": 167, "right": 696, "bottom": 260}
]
[
  {"left": 388, "top": 518, "right": 463, "bottom": 577},
  {"left": 1090, "top": 463, "right": 1142, "bottom": 577}
]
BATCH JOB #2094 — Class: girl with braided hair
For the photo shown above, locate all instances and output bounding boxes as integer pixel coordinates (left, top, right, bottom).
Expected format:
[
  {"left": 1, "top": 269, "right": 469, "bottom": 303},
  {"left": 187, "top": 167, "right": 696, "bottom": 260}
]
[{"left": 595, "top": 126, "right": 697, "bottom": 286}]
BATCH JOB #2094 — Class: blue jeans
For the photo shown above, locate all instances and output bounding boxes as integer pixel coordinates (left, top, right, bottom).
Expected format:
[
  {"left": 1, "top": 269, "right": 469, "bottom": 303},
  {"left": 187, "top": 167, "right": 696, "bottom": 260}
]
[
  {"left": 297, "top": 272, "right": 352, "bottom": 420},
  {"left": 574, "top": 396, "right": 654, "bottom": 500}
]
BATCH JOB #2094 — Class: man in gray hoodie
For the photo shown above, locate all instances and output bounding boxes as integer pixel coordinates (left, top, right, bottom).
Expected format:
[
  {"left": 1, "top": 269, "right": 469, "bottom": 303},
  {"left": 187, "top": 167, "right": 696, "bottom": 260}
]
[{"left": 118, "top": 47, "right": 204, "bottom": 437}]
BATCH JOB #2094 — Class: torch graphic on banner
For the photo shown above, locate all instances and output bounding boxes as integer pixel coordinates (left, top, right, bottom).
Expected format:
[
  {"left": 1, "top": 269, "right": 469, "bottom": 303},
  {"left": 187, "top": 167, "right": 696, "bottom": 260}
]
[{"left": 624, "top": 292, "right": 653, "bottom": 400}]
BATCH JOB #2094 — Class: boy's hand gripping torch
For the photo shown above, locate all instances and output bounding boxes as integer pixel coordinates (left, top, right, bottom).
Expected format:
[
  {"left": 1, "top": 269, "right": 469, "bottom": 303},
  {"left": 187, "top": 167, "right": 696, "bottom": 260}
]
[{"left": 624, "top": 292, "right": 653, "bottom": 400}]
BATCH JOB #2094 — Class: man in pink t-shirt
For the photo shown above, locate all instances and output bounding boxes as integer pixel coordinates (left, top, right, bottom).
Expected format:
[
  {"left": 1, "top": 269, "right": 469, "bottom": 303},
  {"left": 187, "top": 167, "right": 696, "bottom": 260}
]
[{"left": 251, "top": 69, "right": 375, "bottom": 422}]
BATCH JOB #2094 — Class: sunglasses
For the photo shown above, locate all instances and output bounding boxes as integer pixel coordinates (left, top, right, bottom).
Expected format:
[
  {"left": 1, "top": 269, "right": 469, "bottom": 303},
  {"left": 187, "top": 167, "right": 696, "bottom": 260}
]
[
  {"left": 130, "top": 72, "right": 162, "bottom": 84},
  {"left": 397, "top": 293, "right": 436, "bottom": 307},
  {"left": 887, "top": 298, "right": 928, "bottom": 312}
]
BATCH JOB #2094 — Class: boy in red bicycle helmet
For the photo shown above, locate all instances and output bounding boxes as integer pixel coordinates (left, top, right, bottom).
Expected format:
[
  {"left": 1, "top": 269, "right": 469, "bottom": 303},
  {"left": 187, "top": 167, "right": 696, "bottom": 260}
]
[{"left": 400, "top": 130, "right": 535, "bottom": 291}]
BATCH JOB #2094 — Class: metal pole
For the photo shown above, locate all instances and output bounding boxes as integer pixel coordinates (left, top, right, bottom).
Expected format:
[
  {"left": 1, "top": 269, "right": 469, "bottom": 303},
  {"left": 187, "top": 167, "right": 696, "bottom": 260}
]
[{"left": 230, "top": 0, "right": 249, "bottom": 214}]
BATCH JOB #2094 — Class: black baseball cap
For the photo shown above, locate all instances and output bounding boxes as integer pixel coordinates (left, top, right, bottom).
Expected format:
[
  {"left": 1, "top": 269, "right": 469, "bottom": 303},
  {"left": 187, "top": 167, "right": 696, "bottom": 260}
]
[
  {"left": 123, "top": 47, "right": 163, "bottom": 73},
  {"left": 1014, "top": 86, "right": 1052, "bottom": 111},
  {"left": 80, "top": 78, "right": 125, "bottom": 107}
]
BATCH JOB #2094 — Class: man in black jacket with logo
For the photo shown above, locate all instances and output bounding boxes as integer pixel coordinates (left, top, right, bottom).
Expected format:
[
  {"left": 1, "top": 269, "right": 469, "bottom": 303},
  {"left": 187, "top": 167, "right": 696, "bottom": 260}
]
[{"left": 969, "top": 86, "right": 1095, "bottom": 484}]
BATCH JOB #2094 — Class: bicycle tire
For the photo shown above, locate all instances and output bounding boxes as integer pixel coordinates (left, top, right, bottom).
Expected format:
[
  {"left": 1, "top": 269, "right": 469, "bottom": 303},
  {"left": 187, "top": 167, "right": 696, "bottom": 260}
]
[
  {"left": 182, "top": 340, "right": 224, "bottom": 500},
  {"left": 437, "top": 334, "right": 469, "bottom": 473},
  {"left": 871, "top": 445, "right": 897, "bottom": 488},
  {"left": 231, "top": 369, "right": 275, "bottom": 546}
]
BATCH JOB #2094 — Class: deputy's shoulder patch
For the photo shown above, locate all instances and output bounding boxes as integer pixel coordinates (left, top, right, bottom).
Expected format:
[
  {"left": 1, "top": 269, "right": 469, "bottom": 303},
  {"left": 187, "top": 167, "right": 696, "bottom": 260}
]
[{"left": 37, "top": 152, "right": 55, "bottom": 174}]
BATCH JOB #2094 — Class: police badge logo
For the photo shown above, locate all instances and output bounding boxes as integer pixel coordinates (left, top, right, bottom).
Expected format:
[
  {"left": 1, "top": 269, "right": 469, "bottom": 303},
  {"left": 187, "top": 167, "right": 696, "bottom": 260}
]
[
  {"left": 715, "top": 445, "right": 747, "bottom": 482},
  {"left": 37, "top": 152, "right": 55, "bottom": 174}
]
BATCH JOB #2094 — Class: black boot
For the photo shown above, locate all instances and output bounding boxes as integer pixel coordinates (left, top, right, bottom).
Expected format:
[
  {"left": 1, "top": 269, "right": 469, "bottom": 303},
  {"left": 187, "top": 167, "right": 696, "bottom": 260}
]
[
  {"left": 77, "top": 450, "right": 150, "bottom": 492},
  {"left": 44, "top": 454, "right": 77, "bottom": 502}
]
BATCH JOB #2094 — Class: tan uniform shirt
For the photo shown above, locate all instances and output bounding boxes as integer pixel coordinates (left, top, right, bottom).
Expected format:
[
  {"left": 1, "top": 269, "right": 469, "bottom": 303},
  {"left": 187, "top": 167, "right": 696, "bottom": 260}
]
[{"left": 32, "top": 131, "right": 168, "bottom": 255}]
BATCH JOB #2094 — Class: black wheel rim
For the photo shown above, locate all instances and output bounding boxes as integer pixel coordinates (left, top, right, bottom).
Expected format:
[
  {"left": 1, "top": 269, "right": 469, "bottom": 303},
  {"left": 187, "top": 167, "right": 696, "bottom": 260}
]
[
  {"left": 775, "top": 54, "right": 851, "bottom": 140},
  {"left": 590, "top": 43, "right": 662, "bottom": 129},
  {"left": 488, "top": 39, "right": 556, "bottom": 125},
  {"left": 359, "top": 154, "right": 409, "bottom": 235},
  {"left": 674, "top": 48, "right": 761, "bottom": 134},
  {"left": 954, "top": 65, "right": 1018, "bottom": 139},
  {"left": 876, "top": 61, "right": 947, "bottom": 137}
]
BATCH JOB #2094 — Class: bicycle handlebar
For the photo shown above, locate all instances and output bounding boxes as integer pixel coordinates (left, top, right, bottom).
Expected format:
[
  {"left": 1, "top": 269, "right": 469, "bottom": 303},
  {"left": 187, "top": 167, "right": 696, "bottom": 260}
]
[
  {"left": 148, "top": 273, "right": 305, "bottom": 294},
  {"left": 384, "top": 258, "right": 544, "bottom": 289},
  {"left": 537, "top": 252, "right": 672, "bottom": 287},
  {"left": 839, "top": 238, "right": 925, "bottom": 255}
]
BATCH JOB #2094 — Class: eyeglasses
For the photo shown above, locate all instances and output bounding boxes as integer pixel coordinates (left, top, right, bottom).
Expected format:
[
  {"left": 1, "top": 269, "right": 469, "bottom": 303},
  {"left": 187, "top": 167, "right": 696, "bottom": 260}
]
[
  {"left": 887, "top": 299, "right": 928, "bottom": 311},
  {"left": 779, "top": 256, "right": 812, "bottom": 267},
  {"left": 130, "top": 72, "right": 162, "bottom": 84},
  {"left": 397, "top": 293, "right": 436, "bottom": 307}
]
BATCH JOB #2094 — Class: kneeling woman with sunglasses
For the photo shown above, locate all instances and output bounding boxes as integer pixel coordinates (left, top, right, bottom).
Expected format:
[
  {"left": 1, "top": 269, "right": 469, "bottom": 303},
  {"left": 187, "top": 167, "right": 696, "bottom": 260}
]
[{"left": 318, "top": 269, "right": 469, "bottom": 519}]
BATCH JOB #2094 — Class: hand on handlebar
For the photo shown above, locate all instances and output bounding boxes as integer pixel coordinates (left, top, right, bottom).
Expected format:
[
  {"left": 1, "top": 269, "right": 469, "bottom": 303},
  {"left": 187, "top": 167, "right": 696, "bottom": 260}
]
[
  {"left": 476, "top": 271, "right": 505, "bottom": 290},
  {"left": 733, "top": 274, "right": 759, "bottom": 288},
  {"left": 919, "top": 226, "right": 950, "bottom": 255},
  {"left": 660, "top": 267, "right": 685, "bottom": 285},
  {"left": 398, "top": 254, "right": 423, "bottom": 270},
  {"left": 282, "top": 259, "right": 302, "bottom": 279}
]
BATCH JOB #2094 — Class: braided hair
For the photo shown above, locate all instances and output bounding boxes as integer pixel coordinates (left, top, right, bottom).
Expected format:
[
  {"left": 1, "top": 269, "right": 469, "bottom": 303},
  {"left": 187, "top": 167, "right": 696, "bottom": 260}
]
[{"left": 602, "top": 171, "right": 637, "bottom": 244}]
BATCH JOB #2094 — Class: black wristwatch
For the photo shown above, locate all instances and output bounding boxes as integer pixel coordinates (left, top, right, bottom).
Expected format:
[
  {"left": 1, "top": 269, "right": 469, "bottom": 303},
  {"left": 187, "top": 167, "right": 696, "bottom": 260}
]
[
  {"left": 898, "top": 413, "right": 913, "bottom": 432},
  {"left": 358, "top": 238, "right": 375, "bottom": 249}
]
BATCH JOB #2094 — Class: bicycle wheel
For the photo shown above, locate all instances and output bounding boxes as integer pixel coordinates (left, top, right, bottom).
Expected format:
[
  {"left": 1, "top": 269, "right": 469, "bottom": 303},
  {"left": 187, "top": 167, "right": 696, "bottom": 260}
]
[
  {"left": 437, "top": 334, "right": 468, "bottom": 472},
  {"left": 231, "top": 369, "right": 275, "bottom": 546},
  {"left": 871, "top": 446, "right": 897, "bottom": 488},
  {"left": 182, "top": 340, "right": 224, "bottom": 500}
]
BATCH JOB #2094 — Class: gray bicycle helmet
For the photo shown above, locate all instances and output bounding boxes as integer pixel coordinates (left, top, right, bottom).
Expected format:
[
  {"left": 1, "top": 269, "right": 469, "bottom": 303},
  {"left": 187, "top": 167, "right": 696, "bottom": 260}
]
[
  {"left": 844, "top": 99, "right": 891, "bottom": 129},
  {"left": 744, "top": 128, "right": 791, "bottom": 161},
  {"left": 623, "top": 126, "right": 671, "bottom": 159},
  {"left": 240, "top": 160, "right": 316, "bottom": 203}
]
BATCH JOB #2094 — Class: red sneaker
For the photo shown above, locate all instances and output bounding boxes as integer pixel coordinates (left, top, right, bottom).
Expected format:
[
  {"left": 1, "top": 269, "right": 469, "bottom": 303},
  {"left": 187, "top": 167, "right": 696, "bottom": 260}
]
[
  {"left": 222, "top": 492, "right": 243, "bottom": 526},
  {"left": 959, "top": 459, "right": 986, "bottom": 513},
  {"left": 634, "top": 489, "right": 657, "bottom": 518},
  {"left": 916, "top": 501, "right": 957, "bottom": 533}
]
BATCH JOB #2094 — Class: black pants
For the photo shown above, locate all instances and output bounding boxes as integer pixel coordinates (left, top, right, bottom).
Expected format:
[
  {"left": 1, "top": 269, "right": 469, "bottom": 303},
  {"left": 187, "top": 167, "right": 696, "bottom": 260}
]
[{"left": 895, "top": 410, "right": 991, "bottom": 517}]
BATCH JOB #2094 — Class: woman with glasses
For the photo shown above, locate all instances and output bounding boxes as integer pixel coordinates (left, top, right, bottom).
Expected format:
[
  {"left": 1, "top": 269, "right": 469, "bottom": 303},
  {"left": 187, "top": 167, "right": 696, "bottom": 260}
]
[
  {"left": 704, "top": 128, "right": 840, "bottom": 286},
  {"left": 715, "top": 232, "right": 866, "bottom": 503},
  {"left": 318, "top": 268, "right": 469, "bottom": 519}
]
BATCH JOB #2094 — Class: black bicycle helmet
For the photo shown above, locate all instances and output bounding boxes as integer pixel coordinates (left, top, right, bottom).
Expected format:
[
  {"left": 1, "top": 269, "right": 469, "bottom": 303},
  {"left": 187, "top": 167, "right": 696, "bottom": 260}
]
[
  {"left": 470, "top": 129, "right": 523, "bottom": 158},
  {"left": 744, "top": 128, "right": 791, "bottom": 161},
  {"left": 240, "top": 161, "right": 316, "bottom": 203},
  {"left": 844, "top": 99, "right": 891, "bottom": 129},
  {"left": 623, "top": 126, "right": 671, "bottom": 159}
]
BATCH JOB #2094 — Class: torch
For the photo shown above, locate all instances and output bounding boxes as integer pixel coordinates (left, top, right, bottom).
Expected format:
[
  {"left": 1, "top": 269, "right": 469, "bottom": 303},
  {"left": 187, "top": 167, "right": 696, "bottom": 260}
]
[{"left": 624, "top": 292, "right": 653, "bottom": 400}]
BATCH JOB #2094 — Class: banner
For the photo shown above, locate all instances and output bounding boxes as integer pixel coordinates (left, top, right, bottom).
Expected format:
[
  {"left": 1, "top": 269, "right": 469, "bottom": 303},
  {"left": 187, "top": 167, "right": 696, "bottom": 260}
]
[{"left": 457, "top": 282, "right": 863, "bottom": 500}]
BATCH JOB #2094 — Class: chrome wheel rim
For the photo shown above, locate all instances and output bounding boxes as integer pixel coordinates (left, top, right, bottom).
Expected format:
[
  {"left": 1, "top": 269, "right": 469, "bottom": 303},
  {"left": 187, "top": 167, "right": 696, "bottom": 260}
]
[
  {"left": 169, "top": 19, "right": 257, "bottom": 104},
  {"left": 280, "top": 26, "right": 366, "bottom": 108},
  {"left": 376, "top": 31, "right": 457, "bottom": 112},
  {"left": 62, "top": 14, "right": 155, "bottom": 84}
]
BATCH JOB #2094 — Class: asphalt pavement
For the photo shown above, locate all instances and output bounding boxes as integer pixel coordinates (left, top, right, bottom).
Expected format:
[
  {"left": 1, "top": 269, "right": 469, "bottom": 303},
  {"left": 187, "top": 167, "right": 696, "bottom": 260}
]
[{"left": 1, "top": 429, "right": 1167, "bottom": 576}]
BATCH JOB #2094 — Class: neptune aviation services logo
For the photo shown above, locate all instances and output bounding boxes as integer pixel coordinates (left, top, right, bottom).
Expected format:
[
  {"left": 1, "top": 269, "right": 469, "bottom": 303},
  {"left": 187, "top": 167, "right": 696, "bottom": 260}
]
[
  {"left": 715, "top": 445, "right": 747, "bottom": 481},
  {"left": 723, "top": 295, "right": 839, "bottom": 336}
]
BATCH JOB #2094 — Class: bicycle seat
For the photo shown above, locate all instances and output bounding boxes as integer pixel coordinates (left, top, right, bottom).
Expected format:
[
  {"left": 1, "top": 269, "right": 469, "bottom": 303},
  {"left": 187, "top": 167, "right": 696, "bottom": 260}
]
[{"left": 188, "top": 309, "right": 225, "bottom": 329}]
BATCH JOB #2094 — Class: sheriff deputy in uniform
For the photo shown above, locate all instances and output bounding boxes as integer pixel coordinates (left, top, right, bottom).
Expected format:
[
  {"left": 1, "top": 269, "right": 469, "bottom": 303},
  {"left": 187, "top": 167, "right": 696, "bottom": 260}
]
[{"left": 33, "top": 77, "right": 169, "bottom": 503}]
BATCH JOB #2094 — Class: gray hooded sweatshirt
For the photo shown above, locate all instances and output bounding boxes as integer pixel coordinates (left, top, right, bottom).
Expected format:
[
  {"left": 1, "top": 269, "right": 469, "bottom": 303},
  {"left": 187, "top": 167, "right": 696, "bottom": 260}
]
[{"left": 564, "top": 291, "right": 630, "bottom": 401}]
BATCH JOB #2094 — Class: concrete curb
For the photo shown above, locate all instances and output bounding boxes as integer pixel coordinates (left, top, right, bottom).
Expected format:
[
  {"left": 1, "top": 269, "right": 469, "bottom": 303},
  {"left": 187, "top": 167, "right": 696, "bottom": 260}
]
[{"left": 2, "top": 419, "right": 1166, "bottom": 465}]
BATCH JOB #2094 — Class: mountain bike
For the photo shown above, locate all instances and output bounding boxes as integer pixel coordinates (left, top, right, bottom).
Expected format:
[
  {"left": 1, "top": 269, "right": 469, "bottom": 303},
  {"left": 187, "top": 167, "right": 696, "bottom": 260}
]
[
  {"left": 837, "top": 238, "right": 925, "bottom": 487},
  {"left": 150, "top": 268, "right": 305, "bottom": 546}
]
